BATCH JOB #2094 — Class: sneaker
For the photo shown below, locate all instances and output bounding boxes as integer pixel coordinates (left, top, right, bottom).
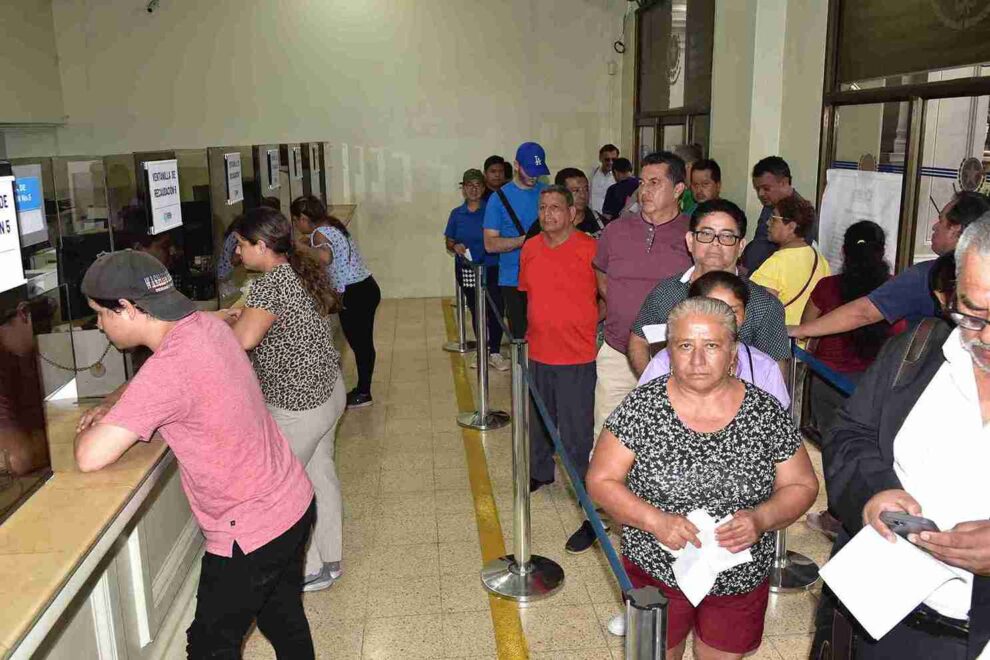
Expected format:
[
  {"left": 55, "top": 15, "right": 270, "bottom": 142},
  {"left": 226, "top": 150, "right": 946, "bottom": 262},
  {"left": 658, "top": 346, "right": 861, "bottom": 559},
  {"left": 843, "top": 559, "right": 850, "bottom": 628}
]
[
  {"left": 565, "top": 520, "right": 598, "bottom": 554},
  {"left": 302, "top": 566, "right": 335, "bottom": 593},
  {"left": 529, "top": 477, "right": 554, "bottom": 493},
  {"left": 488, "top": 353, "right": 510, "bottom": 372},
  {"left": 346, "top": 389, "right": 373, "bottom": 409},
  {"left": 607, "top": 613, "right": 626, "bottom": 636},
  {"left": 327, "top": 561, "right": 342, "bottom": 580},
  {"left": 806, "top": 510, "right": 842, "bottom": 541}
]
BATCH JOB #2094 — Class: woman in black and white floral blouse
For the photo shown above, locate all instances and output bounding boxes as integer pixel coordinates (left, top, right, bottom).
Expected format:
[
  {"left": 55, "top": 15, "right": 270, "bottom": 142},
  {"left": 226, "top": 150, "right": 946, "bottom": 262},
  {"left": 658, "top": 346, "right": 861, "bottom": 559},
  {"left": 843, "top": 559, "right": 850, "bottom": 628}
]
[
  {"left": 587, "top": 296, "right": 818, "bottom": 659},
  {"left": 222, "top": 206, "right": 346, "bottom": 594}
]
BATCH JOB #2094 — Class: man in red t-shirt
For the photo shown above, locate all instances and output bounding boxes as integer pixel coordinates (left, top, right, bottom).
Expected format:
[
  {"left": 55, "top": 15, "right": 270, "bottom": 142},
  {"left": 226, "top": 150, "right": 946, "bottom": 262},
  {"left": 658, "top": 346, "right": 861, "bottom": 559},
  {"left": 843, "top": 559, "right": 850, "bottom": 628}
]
[
  {"left": 74, "top": 250, "right": 316, "bottom": 659},
  {"left": 518, "top": 185, "right": 599, "bottom": 553}
]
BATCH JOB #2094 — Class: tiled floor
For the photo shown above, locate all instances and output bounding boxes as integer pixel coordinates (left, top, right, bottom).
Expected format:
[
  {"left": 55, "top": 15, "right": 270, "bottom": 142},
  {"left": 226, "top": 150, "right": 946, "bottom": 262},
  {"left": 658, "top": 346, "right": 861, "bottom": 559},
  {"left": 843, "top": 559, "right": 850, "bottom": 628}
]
[{"left": 229, "top": 298, "right": 831, "bottom": 659}]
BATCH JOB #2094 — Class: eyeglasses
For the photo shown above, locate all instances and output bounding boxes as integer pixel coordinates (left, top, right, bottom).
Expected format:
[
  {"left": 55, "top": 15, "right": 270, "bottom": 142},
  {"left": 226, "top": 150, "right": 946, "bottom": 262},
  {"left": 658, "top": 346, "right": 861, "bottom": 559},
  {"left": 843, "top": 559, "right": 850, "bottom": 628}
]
[
  {"left": 948, "top": 303, "right": 990, "bottom": 331},
  {"left": 693, "top": 229, "right": 742, "bottom": 246}
]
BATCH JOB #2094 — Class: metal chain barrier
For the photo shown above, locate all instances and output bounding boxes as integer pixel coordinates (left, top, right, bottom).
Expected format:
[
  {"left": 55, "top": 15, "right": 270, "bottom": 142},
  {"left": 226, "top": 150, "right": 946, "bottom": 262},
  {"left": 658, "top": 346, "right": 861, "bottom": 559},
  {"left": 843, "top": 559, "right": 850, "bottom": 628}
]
[
  {"left": 475, "top": 287, "right": 667, "bottom": 657},
  {"left": 443, "top": 257, "right": 477, "bottom": 354},
  {"left": 456, "top": 262, "right": 508, "bottom": 431}
]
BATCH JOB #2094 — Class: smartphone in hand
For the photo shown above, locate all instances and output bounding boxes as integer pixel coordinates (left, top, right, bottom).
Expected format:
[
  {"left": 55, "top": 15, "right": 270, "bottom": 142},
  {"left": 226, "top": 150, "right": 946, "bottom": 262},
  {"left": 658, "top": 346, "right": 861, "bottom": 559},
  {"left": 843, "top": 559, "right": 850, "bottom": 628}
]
[{"left": 880, "top": 511, "right": 940, "bottom": 538}]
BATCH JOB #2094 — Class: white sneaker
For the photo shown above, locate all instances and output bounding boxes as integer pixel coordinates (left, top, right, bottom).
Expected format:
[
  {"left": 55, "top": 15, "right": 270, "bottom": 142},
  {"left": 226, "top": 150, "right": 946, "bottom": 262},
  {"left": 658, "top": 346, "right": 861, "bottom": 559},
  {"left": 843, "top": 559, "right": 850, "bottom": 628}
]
[
  {"left": 327, "top": 561, "right": 342, "bottom": 580},
  {"left": 302, "top": 566, "right": 335, "bottom": 592},
  {"left": 607, "top": 613, "right": 626, "bottom": 636},
  {"left": 488, "top": 353, "right": 510, "bottom": 372}
]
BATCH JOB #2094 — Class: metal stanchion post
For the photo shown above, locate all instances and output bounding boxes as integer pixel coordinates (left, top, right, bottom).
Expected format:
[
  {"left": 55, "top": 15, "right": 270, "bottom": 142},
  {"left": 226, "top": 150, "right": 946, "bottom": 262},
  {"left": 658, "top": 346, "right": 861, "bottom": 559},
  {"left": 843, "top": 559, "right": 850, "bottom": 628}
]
[
  {"left": 480, "top": 339, "right": 563, "bottom": 600},
  {"left": 624, "top": 586, "right": 668, "bottom": 659},
  {"left": 768, "top": 351, "right": 820, "bottom": 593},
  {"left": 443, "top": 262, "right": 477, "bottom": 354},
  {"left": 458, "top": 265, "right": 509, "bottom": 430}
]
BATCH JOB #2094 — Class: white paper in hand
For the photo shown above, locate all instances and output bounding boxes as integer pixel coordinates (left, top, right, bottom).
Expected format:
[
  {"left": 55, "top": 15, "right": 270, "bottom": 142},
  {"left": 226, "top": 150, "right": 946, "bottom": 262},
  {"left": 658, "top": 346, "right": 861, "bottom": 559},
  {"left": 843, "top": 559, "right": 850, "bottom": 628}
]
[
  {"left": 667, "top": 510, "right": 754, "bottom": 606},
  {"left": 463, "top": 248, "right": 473, "bottom": 262},
  {"left": 642, "top": 324, "right": 667, "bottom": 344},
  {"left": 819, "top": 525, "right": 966, "bottom": 641}
]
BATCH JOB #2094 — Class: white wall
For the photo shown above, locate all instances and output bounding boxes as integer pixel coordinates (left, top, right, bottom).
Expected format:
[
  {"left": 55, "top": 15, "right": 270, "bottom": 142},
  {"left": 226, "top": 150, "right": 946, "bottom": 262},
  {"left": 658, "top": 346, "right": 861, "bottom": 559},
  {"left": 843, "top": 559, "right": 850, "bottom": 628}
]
[
  {"left": 0, "top": 0, "right": 64, "bottom": 124},
  {"left": 38, "top": 0, "right": 628, "bottom": 298},
  {"left": 710, "top": 0, "right": 827, "bottom": 235}
]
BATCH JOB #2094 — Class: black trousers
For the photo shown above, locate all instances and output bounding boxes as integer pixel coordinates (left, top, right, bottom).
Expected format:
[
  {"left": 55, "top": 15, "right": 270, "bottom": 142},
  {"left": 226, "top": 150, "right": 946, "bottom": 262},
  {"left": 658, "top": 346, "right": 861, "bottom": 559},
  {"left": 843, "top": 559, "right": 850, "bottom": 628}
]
[
  {"left": 528, "top": 360, "right": 596, "bottom": 485},
  {"left": 340, "top": 275, "right": 381, "bottom": 394},
  {"left": 501, "top": 285, "right": 528, "bottom": 340},
  {"left": 186, "top": 500, "right": 316, "bottom": 660},
  {"left": 464, "top": 265, "right": 504, "bottom": 355},
  {"left": 855, "top": 619, "right": 967, "bottom": 659}
]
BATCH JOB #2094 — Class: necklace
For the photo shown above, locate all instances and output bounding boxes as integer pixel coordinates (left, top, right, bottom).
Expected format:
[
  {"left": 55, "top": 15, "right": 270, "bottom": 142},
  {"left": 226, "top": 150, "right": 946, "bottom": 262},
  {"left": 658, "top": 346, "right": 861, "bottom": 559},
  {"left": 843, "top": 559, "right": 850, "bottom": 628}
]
[{"left": 38, "top": 341, "right": 113, "bottom": 377}]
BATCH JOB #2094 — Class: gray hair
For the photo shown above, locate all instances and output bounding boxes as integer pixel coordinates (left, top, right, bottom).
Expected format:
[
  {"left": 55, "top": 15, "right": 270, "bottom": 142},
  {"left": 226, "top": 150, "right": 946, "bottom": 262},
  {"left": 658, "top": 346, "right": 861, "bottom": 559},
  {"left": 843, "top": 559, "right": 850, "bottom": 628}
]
[
  {"left": 673, "top": 143, "right": 704, "bottom": 165},
  {"left": 540, "top": 184, "right": 574, "bottom": 207},
  {"left": 954, "top": 214, "right": 990, "bottom": 280},
  {"left": 667, "top": 296, "right": 738, "bottom": 342}
]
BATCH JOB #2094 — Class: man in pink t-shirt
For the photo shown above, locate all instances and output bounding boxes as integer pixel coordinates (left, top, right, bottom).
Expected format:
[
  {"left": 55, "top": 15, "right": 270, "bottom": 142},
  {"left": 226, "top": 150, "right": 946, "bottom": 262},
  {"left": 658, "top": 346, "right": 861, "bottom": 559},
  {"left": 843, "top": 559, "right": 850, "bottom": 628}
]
[{"left": 74, "top": 250, "right": 316, "bottom": 659}]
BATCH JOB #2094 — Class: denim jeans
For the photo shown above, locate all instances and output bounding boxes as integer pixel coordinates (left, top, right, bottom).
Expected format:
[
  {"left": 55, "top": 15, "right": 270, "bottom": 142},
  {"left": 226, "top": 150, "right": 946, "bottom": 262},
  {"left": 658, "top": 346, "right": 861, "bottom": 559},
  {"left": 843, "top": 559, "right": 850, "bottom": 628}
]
[{"left": 186, "top": 500, "right": 316, "bottom": 659}]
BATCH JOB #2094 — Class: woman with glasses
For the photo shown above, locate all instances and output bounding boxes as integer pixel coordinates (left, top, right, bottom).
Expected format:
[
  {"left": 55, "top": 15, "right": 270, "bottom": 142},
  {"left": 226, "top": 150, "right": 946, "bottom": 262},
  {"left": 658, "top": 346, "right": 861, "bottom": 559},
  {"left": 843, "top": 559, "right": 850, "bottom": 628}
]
[
  {"left": 750, "top": 194, "right": 830, "bottom": 326},
  {"left": 800, "top": 220, "right": 906, "bottom": 540},
  {"left": 290, "top": 196, "right": 381, "bottom": 408},
  {"left": 443, "top": 169, "right": 507, "bottom": 371}
]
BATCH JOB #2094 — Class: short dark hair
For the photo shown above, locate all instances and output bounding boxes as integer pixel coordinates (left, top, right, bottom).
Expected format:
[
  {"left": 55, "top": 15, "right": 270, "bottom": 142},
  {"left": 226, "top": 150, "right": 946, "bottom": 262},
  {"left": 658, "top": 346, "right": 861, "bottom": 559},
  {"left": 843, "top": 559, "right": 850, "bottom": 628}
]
[
  {"left": 688, "top": 198, "right": 747, "bottom": 236},
  {"left": 751, "top": 156, "right": 792, "bottom": 182},
  {"left": 688, "top": 270, "right": 751, "bottom": 308},
  {"left": 484, "top": 155, "right": 505, "bottom": 171},
  {"left": 554, "top": 167, "right": 587, "bottom": 186},
  {"left": 89, "top": 297, "right": 149, "bottom": 316},
  {"left": 640, "top": 151, "right": 687, "bottom": 186},
  {"left": 502, "top": 161, "right": 513, "bottom": 179},
  {"left": 691, "top": 158, "right": 721, "bottom": 183},
  {"left": 613, "top": 157, "right": 633, "bottom": 174},
  {"left": 540, "top": 184, "right": 574, "bottom": 207},
  {"left": 599, "top": 144, "right": 619, "bottom": 156},
  {"left": 774, "top": 194, "right": 816, "bottom": 238},
  {"left": 946, "top": 191, "right": 990, "bottom": 230},
  {"left": 260, "top": 196, "right": 282, "bottom": 212}
]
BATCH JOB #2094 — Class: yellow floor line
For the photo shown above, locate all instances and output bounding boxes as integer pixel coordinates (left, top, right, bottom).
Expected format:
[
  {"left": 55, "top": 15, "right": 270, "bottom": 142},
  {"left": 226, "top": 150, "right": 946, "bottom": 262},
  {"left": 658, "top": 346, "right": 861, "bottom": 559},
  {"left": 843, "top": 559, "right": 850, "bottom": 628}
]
[{"left": 442, "top": 300, "right": 529, "bottom": 660}]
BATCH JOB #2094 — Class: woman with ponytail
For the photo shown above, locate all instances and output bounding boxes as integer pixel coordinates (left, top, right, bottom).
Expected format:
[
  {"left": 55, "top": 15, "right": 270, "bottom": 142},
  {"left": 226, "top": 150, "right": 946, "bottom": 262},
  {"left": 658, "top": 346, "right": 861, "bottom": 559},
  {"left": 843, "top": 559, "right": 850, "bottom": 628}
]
[
  {"left": 801, "top": 220, "right": 906, "bottom": 539},
  {"left": 290, "top": 196, "right": 381, "bottom": 408},
  {"left": 223, "top": 206, "right": 346, "bottom": 592}
]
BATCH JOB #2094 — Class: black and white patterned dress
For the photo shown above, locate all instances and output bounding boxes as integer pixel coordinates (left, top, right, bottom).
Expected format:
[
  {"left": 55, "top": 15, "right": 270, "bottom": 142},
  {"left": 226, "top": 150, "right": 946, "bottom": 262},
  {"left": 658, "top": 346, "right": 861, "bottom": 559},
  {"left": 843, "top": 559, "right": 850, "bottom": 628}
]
[
  {"left": 246, "top": 263, "right": 341, "bottom": 411},
  {"left": 605, "top": 375, "right": 801, "bottom": 595}
]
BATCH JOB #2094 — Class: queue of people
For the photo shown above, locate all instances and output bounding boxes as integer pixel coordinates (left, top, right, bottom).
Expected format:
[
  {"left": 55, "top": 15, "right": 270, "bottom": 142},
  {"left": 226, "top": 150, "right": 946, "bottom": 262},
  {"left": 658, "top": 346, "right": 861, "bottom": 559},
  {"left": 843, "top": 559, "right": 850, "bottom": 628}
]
[{"left": 446, "top": 138, "right": 990, "bottom": 658}]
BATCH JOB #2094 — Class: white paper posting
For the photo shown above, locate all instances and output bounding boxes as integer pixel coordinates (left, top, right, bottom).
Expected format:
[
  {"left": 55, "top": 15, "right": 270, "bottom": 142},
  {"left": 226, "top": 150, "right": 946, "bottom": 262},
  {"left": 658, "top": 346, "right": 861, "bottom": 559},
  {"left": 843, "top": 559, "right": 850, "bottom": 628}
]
[
  {"left": 643, "top": 323, "right": 667, "bottom": 344},
  {"left": 224, "top": 152, "right": 244, "bottom": 205},
  {"left": 819, "top": 525, "right": 965, "bottom": 641},
  {"left": 664, "top": 510, "right": 753, "bottom": 606},
  {"left": 144, "top": 159, "right": 183, "bottom": 235},
  {"left": 818, "top": 169, "right": 902, "bottom": 274}
]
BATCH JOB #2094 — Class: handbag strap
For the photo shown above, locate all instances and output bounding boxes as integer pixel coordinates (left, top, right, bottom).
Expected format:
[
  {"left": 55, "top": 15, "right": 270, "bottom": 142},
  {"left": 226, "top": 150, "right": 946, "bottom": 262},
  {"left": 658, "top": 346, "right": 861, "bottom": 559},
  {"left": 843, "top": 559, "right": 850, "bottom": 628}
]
[
  {"left": 783, "top": 247, "right": 820, "bottom": 308},
  {"left": 496, "top": 188, "right": 527, "bottom": 237}
]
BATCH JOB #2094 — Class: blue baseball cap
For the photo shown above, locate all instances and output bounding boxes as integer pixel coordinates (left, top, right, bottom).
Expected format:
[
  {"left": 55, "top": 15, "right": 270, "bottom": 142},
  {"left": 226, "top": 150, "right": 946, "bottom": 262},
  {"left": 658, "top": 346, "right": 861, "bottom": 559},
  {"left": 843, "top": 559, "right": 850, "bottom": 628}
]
[{"left": 515, "top": 142, "right": 550, "bottom": 177}]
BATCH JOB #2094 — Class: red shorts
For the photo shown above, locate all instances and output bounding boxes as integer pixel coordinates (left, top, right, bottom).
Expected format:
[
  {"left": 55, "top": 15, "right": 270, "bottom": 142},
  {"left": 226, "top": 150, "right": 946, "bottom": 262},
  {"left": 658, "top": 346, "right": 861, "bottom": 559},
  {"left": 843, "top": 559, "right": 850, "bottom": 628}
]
[{"left": 623, "top": 557, "right": 770, "bottom": 654}]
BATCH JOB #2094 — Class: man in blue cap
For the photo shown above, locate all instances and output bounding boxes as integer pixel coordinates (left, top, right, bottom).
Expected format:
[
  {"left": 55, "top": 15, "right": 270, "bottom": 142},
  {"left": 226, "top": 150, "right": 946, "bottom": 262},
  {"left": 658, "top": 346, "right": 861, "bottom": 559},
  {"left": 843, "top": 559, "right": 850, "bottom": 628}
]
[{"left": 483, "top": 142, "right": 549, "bottom": 338}]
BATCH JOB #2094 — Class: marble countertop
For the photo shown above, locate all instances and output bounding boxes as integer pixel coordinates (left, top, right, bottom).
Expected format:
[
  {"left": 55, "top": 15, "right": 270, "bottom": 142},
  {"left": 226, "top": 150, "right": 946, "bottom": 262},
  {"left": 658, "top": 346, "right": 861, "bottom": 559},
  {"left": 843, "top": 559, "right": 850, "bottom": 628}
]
[{"left": 0, "top": 399, "right": 172, "bottom": 658}]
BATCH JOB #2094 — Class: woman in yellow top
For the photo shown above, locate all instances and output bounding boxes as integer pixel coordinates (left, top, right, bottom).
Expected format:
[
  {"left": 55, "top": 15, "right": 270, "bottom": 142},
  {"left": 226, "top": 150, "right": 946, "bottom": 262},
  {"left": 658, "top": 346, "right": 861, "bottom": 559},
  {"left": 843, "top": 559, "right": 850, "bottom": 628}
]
[{"left": 749, "top": 194, "right": 830, "bottom": 326}]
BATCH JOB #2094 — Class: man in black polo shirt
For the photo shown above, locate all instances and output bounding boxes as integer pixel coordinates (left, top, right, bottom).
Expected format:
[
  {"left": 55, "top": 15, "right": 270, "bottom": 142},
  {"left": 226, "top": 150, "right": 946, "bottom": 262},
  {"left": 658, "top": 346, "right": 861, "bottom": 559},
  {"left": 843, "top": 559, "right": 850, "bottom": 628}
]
[{"left": 626, "top": 199, "right": 790, "bottom": 376}]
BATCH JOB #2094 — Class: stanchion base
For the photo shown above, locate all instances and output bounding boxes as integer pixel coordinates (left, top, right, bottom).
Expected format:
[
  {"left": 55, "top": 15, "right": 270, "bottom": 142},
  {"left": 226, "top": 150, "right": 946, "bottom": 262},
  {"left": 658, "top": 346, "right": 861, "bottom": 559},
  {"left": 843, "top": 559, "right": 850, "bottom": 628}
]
[
  {"left": 769, "top": 550, "right": 820, "bottom": 593},
  {"left": 481, "top": 554, "right": 565, "bottom": 602},
  {"left": 442, "top": 340, "right": 477, "bottom": 354},
  {"left": 457, "top": 410, "right": 510, "bottom": 431}
]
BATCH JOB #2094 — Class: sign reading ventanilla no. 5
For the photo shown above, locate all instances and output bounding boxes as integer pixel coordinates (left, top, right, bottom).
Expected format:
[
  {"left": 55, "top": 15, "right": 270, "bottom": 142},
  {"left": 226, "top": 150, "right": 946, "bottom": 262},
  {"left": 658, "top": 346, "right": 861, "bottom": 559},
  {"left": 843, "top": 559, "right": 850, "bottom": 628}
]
[
  {"left": 145, "top": 159, "right": 183, "bottom": 235},
  {"left": 0, "top": 176, "right": 26, "bottom": 294}
]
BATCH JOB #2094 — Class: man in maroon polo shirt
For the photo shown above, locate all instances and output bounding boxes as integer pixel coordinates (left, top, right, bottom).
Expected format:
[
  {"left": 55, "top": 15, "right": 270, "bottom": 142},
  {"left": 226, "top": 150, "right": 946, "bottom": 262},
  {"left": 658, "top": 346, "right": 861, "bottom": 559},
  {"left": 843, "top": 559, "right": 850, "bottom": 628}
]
[
  {"left": 73, "top": 250, "right": 316, "bottom": 659},
  {"left": 579, "top": 151, "right": 693, "bottom": 551}
]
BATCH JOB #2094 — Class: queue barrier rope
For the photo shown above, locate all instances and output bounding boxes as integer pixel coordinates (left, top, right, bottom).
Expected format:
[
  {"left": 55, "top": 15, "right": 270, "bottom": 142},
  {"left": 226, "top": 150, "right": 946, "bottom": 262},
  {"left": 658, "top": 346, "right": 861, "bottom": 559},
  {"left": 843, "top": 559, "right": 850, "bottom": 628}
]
[
  {"left": 791, "top": 344, "right": 856, "bottom": 397},
  {"left": 482, "top": 286, "right": 633, "bottom": 594}
]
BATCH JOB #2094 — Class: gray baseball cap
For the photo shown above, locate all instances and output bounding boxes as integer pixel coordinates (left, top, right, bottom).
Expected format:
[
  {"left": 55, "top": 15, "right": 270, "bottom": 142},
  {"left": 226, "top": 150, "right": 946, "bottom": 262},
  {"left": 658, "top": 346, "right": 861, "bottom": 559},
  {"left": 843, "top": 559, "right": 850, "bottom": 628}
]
[{"left": 81, "top": 250, "right": 197, "bottom": 321}]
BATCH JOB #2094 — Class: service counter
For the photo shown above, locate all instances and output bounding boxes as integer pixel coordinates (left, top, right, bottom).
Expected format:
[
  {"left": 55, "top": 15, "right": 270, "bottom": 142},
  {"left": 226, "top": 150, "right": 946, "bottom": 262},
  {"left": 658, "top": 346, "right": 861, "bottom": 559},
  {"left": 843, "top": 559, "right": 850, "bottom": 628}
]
[{"left": 0, "top": 401, "right": 201, "bottom": 659}]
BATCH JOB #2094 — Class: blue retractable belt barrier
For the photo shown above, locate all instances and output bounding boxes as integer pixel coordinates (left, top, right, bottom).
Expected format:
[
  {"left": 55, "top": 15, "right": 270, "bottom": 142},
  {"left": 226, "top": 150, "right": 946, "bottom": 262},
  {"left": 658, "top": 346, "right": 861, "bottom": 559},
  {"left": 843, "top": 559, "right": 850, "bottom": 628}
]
[
  {"left": 791, "top": 344, "right": 856, "bottom": 396},
  {"left": 520, "top": 365, "right": 633, "bottom": 593}
]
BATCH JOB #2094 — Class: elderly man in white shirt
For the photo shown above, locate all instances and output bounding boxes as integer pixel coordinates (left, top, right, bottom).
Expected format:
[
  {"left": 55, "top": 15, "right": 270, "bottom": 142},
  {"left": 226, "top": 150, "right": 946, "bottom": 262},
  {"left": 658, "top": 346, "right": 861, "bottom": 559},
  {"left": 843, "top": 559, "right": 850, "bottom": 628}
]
[
  {"left": 824, "top": 212, "right": 990, "bottom": 659},
  {"left": 589, "top": 144, "right": 619, "bottom": 215}
]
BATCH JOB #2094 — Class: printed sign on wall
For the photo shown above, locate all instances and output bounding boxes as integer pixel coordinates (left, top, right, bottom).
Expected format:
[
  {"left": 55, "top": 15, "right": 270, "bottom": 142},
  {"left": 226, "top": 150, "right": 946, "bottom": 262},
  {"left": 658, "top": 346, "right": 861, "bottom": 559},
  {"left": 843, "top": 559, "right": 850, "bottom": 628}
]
[
  {"left": 267, "top": 149, "right": 281, "bottom": 190},
  {"left": 12, "top": 163, "right": 48, "bottom": 248},
  {"left": 144, "top": 159, "right": 183, "bottom": 235},
  {"left": 290, "top": 146, "right": 303, "bottom": 180},
  {"left": 0, "top": 176, "right": 27, "bottom": 294},
  {"left": 224, "top": 152, "right": 244, "bottom": 205}
]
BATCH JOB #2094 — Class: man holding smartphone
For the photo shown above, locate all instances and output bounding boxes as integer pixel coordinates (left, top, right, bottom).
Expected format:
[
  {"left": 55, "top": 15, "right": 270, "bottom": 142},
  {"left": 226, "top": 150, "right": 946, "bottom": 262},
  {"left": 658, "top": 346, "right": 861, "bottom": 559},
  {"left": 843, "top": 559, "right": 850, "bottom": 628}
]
[{"left": 823, "top": 212, "right": 990, "bottom": 659}]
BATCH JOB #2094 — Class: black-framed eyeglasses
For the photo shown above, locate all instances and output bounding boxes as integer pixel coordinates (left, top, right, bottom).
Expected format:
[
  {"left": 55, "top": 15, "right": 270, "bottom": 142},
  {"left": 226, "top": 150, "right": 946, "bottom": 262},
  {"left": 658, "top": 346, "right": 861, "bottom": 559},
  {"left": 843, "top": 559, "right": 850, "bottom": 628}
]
[
  {"left": 947, "top": 303, "right": 990, "bottom": 331},
  {"left": 693, "top": 229, "right": 742, "bottom": 246}
]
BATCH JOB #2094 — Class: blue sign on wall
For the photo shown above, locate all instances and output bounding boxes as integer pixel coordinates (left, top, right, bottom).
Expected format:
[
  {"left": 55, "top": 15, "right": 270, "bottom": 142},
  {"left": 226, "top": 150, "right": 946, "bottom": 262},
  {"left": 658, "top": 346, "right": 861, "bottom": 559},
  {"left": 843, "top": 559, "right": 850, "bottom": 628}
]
[{"left": 14, "top": 177, "right": 43, "bottom": 213}]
